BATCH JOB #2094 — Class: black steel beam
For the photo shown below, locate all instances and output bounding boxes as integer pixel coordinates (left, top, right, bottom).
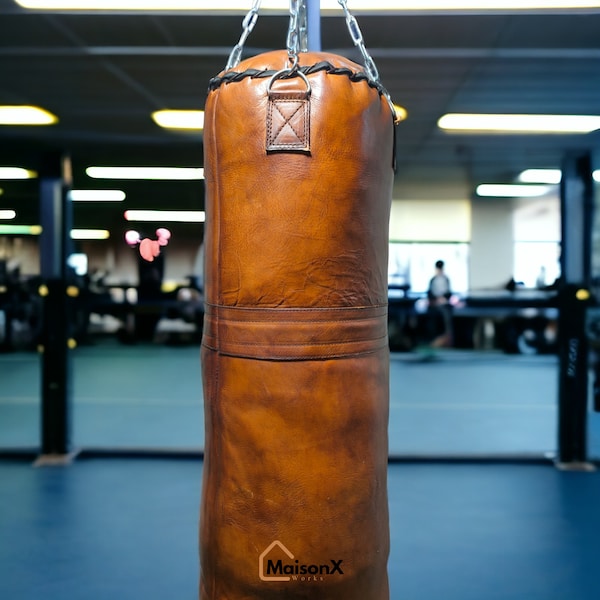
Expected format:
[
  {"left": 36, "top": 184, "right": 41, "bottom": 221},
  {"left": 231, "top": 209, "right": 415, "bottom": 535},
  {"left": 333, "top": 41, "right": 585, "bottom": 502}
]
[
  {"left": 39, "top": 153, "right": 74, "bottom": 457},
  {"left": 556, "top": 152, "right": 594, "bottom": 467}
]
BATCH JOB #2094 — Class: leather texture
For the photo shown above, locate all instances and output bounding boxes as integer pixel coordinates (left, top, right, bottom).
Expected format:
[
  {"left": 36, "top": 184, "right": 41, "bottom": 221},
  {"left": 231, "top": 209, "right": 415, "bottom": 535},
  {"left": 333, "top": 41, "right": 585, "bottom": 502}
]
[{"left": 200, "top": 50, "right": 395, "bottom": 600}]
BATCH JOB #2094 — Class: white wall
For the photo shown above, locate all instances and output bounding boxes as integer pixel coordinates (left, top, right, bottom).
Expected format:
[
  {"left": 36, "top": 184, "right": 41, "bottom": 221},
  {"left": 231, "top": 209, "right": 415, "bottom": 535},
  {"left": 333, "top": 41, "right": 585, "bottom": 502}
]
[
  {"left": 470, "top": 198, "right": 514, "bottom": 290},
  {"left": 390, "top": 199, "right": 471, "bottom": 242}
]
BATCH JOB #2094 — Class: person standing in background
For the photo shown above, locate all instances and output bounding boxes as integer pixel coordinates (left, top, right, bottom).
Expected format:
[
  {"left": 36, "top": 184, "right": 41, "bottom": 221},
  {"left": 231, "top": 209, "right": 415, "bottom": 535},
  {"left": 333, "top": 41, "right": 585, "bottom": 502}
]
[{"left": 426, "top": 260, "right": 453, "bottom": 348}]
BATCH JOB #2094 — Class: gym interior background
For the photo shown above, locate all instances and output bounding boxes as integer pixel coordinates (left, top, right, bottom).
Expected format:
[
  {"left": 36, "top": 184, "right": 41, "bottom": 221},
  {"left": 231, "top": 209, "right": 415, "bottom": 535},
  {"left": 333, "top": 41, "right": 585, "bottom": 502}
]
[{"left": 1, "top": 2, "right": 600, "bottom": 599}]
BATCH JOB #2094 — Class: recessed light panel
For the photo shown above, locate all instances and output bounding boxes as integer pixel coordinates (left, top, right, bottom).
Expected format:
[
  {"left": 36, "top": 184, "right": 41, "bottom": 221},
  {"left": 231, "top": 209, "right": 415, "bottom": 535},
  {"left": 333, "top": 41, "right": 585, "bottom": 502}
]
[
  {"left": 152, "top": 110, "right": 204, "bottom": 130},
  {"left": 13, "top": 1, "right": 600, "bottom": 11},
  {"left": 70, "top": 229, "right": 110, "bottom": 240},
  {"left": 518, "top": 168, "right": 600, "bottom": 183},
  {"left": 518, "top": 169, "right": 562, "bottom": 184},
  {"left": 0, "top": 224, "right": 42, "bottom": 235},
  {"left": 86, "top": 166, "right": 204, "bottom": 180},
  {"left": 124, "top": 210, "right": 205, "bottom": 222},
  {"left": 439, "top": 114, "right": 600, "bottom": 133},
  {"left": 68, "top": 189, "right": 126, "bottom": 201},
  {"left": 476, "top": 184, "right": 553, "bottom": 197},
  {"left": 0, "top": 167, "right": 37, "bottom": 179},
  {"left": 0, "top": 105, "right": 57, "bottom": 125}
]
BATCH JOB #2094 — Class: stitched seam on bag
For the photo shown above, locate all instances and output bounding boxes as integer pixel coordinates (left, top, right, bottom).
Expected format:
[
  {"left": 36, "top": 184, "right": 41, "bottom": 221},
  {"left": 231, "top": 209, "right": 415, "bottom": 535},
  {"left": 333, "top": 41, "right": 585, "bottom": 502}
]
[
  {"left": 204, "top": 302, "right": 389, "bottom": 313},
  {"left": 270, "top": 100, "right": 305, "bottom": 144},
  {"left": 213, "top": 334, "right": 389, "bottom": 348},
  {"left": 213, "top": 345, "right": 388, "bottom": 361},
  {"left": 208, "top": 61, "right": 390, "bottom": 99},
  {"left": 214, "top": 315, "right": 386, "bottom": 325},
  {"left": 267, "top": 95, "right": 310, "bottom": 152},
  {"left": 215, "top": 350, "right": 385, "bottom": 361}
]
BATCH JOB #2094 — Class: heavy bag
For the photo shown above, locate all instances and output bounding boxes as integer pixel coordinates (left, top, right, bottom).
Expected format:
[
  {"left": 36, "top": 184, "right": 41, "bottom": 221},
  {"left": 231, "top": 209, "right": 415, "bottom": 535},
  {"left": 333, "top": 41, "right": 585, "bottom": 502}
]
[{"left": 200, "top": 46, "right": 396, "bottom": 599}]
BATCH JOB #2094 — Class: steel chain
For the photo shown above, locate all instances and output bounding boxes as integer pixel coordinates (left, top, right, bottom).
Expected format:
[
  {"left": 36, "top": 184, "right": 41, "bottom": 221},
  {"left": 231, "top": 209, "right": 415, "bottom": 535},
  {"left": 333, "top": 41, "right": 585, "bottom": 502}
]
[
  {"left": 225, "top": 0, "right": 387, "bottom": 94},
  {"left": 225, "top": 0, "right": 262, "bottom": 70},
  {"left": 285, "top": 0, "right": 302, "bottom": 70},
  {"left": 337, "top": 0, "right": 380, "bottom": 84},
  {"left": 298, "top": 0, "right": 308, "bottom": 53}
]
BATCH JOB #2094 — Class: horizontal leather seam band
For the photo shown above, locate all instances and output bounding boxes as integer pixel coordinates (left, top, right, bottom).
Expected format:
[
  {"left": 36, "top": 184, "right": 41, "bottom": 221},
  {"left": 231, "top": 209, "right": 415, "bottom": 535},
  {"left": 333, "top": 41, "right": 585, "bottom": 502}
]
[
  {"left": 204, "top": 303, "right": 387, "bottom": 321},
  {"left": 202, "top": 304, "right": 388, "bottom": 360}
]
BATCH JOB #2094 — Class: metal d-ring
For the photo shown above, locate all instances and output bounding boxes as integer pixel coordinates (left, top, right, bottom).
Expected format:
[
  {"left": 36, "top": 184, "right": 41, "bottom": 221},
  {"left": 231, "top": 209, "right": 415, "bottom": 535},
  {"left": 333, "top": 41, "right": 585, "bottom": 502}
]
[{"left": 267, "top": 67, "right": 312, "bottom": 97}]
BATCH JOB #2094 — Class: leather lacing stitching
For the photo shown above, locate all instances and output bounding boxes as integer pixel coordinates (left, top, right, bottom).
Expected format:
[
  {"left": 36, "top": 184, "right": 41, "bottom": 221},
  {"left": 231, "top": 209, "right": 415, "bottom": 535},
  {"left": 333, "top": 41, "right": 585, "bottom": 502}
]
[{"left": 207, "top": 61, "right": 390, "bottom": 99}]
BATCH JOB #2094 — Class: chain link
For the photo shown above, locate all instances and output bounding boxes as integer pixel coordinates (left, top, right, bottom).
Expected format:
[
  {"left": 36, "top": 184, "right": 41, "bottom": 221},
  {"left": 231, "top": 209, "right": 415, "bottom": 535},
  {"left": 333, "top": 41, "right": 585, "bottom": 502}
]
[
  {"left": 225, "top": 0, "right": 386, "bottom": 96},
  {"left": 286, "top": 0, "right": 302, "bottom": 70},
  {"left": 337, "top": 0, "right": 380, "bottom": 84},
  {"left": 225, "top": 0, "right": 262, "bottom": 70},
  {"left": 298, "top": 0, "right": 308, "bottom": 53},
  {"left": 225, "top": 0, "right": 307, "bottom": 73}
]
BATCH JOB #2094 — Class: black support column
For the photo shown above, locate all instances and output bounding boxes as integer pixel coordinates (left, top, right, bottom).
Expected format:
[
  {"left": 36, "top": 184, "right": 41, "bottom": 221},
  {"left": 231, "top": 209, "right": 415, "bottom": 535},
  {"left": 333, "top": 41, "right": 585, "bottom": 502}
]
[
  {"left": 37, "top": 153, "right": 75, "bottom": 462},
  {"left": 556, "top": 151, "right": 595, "bottom": 470}
]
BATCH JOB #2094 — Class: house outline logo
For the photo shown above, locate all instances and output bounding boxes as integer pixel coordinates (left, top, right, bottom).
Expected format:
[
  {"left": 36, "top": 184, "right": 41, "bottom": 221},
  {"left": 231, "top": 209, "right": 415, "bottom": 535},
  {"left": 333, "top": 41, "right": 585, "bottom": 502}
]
[{"left": 259, "top": 540, "right": 294, "bottom": 582}]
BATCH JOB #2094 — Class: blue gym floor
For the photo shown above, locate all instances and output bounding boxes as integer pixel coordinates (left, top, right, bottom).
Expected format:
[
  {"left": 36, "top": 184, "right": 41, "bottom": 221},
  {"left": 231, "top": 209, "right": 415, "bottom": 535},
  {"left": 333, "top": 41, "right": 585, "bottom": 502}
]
[
  {"left": 2, "top": 457, "right": 600, "bottom": 600},
  {"left": 2, "top": 341, "right": 600, "bottom": 599}
]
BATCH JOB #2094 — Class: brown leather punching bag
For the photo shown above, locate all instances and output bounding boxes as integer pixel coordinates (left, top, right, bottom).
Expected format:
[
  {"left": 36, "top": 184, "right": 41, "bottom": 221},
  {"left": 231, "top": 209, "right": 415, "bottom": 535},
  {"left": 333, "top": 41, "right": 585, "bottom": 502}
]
[{"left": 199, "top": 4, "right": 397, "bottom": 599}]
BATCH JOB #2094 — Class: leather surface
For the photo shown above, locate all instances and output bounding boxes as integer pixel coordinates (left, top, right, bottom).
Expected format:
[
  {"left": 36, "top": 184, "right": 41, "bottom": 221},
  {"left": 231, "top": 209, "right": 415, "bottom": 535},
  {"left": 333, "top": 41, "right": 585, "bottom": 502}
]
[{"left": 200, "top": 50, "right": 395, "bottom": 599}]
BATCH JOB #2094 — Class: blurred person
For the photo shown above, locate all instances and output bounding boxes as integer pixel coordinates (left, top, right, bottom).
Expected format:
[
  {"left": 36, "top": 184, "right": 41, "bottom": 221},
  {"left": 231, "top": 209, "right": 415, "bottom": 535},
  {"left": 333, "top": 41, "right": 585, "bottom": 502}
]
[
  {"left": 426, "top": 260, "right": 453, "bottom": 348},
  {"left": 536, "top": 265, "right": 547, "bottom": 289}
]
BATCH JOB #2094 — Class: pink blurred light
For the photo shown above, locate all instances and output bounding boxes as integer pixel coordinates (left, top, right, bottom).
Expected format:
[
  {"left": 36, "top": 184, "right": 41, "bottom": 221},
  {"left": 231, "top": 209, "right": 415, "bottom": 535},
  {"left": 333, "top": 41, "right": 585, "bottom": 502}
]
[{"left": 125, "top": 230, "right": 140, "bottom": 246}]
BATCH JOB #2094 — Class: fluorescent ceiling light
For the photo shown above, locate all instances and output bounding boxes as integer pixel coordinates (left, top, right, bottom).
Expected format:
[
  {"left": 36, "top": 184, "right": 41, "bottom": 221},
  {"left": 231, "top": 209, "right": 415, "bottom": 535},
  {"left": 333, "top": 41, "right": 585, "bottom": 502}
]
[
  {"left": 124, "top": 209, "right": 205, "bottom": 222},
  {"left": 0, "top": 167, "right": 37, "bottom": 179},
  {"left": 68, "top": 189, "right": 126, "bottom": 201},
  {"left": 438, "top": 114, "right": 600, "bottom": 133},
  {"left": 14, "top": 1, "right": 600, "bottom": 11},
  {"left": 518, "top": 168, "right": 600, "bottom": 183},
  {"left": 518, "top": 169, "right": 562, "bottom": 184},
  {"left": 71, "top": 229, "right": 110, "bottom": 240},
  {"left": 0, "top": 225, "right": 109, "bottom": 238},
  {"left": 0, "top": 210, "right": 16, "bottom": 220},
  {"left": 476, "top": 184, "right": 552, "bottom": 197},
  {"left": 0, "top": 224, "right": 42, "bottom": 235},
  {"left": 152, "top": 110, "right": 204, "bottom": 131},
  {"left": 0, "top": 105, "right": 57, "bottom": 125},
  {"left": 86, "top": 166, "right": 204, "bottom": 180}
]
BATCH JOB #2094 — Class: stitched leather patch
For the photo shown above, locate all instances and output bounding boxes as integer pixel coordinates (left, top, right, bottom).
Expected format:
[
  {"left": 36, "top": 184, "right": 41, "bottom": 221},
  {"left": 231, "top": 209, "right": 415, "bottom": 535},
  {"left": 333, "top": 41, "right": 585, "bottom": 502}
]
[{"left": 266, "top": 90, "right": 310, "bottom": 153}]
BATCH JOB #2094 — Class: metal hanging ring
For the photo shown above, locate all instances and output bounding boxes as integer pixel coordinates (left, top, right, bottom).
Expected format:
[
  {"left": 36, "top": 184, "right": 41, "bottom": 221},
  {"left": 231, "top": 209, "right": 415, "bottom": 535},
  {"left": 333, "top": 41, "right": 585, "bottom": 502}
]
[{"left": 267, "top": 67, "right": 312, "bottom": 96}]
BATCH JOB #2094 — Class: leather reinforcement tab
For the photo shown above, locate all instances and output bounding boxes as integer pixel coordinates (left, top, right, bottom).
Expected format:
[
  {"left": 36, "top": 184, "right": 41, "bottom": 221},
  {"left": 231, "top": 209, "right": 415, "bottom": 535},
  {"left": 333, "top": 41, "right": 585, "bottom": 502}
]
[{"left": 266, "top": 90, "right": 310, "bottom": 153}]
